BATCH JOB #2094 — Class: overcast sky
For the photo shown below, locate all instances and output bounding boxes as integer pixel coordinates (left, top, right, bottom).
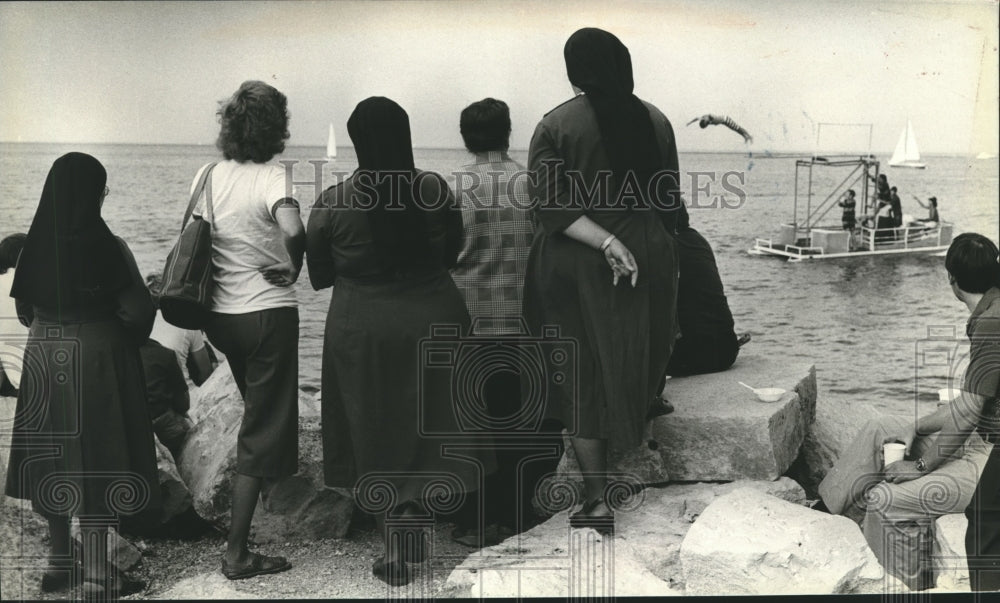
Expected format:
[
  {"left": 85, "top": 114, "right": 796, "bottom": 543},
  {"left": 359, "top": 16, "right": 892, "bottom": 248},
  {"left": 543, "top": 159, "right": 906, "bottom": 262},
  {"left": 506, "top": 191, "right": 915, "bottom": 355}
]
[{"left": 1, "top": 0, "right": 997, "bottom": 154}]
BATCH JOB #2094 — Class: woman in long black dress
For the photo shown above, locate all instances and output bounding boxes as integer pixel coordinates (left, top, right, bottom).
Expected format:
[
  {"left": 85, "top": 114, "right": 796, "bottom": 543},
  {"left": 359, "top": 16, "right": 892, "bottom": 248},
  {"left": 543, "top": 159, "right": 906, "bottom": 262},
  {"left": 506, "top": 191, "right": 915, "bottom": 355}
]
[
  {"left": 523, "top": 28, "right": 680, "bottom": 533},
  {"left": 306, "top": 97, "right": 494, "bottom": 586},
  {"left": 5, "top": 152, "right": 160, "bottom": 597}
]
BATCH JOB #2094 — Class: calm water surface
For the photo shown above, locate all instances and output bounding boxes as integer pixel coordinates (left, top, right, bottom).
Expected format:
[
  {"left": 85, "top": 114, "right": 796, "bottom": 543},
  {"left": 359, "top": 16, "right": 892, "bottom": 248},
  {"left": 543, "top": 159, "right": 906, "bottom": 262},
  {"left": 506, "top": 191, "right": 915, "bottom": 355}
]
[{"left": 2, "top": 143, "right": 997, "bottom": 414}]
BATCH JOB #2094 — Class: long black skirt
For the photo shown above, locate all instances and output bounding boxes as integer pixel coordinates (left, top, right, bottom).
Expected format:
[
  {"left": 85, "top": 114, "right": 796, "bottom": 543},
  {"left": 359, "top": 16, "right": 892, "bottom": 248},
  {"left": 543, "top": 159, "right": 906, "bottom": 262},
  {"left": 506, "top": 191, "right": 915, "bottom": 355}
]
[
  {"left": 321, "top": 270, "right": 495, "bottom": 507},
  {"left": 523, "top": 211, "right": 678, "bottom": 452},
  {"left": 5, "top": 318, "right": 161, "bottom": 521}
]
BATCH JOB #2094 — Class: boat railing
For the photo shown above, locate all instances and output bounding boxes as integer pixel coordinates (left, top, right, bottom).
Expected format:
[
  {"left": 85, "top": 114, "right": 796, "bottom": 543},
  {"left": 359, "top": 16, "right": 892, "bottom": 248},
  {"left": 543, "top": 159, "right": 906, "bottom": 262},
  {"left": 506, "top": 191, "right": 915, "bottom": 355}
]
[
  {"left": 856, "top": 222, "right": 942, "bottom": 251},
  {"left": 785, "top": 243, "right": 825, "bottom": 257}
]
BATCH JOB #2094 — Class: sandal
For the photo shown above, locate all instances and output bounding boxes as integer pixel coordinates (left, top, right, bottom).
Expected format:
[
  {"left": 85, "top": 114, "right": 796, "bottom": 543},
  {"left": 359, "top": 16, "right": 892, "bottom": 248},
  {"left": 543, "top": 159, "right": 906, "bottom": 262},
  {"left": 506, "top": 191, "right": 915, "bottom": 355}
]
[
  {"left": 737, "top": 332, "right": 752, "bottom": 347},
  {"left": 372, "top": 557, "right": 411, "bottom": 586},
  {"left": 221, "top": 551, "right": 291, "bottom": 580},
  {"left": 569, "top": 499, "right": 615, "bottom": 536}
]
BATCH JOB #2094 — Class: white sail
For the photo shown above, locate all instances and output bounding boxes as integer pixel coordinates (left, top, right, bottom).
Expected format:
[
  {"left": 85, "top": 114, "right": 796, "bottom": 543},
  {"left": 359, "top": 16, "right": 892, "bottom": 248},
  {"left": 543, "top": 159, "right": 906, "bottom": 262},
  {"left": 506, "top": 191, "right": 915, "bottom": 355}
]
[
  {"left": 888, "top": 120, "right": 925, "bottom": 168},
  {"left": 326, "top": 123, "right": 337, "bottom": 159}
]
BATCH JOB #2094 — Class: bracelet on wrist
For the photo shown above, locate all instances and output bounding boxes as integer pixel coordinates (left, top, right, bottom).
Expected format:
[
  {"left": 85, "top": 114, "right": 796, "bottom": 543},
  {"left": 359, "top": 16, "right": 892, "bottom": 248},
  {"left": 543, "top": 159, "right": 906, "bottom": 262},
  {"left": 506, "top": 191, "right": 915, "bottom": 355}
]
[{"left": 599, "top": 234, "right": 616, "bottom": 252}]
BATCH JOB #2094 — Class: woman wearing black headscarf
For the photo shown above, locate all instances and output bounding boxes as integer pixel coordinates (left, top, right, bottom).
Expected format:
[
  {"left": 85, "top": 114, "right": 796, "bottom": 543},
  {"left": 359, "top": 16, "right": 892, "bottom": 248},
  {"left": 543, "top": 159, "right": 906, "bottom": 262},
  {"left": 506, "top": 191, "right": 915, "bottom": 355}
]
[
  {"left": 5, "top": 152, "right": 160, "bottom": 597},
  {"left": 306, "top": 97, "right": 493, "bottom": 586},
  {"left": 524, "top": 28, "right": 681, "bottom": 533}
]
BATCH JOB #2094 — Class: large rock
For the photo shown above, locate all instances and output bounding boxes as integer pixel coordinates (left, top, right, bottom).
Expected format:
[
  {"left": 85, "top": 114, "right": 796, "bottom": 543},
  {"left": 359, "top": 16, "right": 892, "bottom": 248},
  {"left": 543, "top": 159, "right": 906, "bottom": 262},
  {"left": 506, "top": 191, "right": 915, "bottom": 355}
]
[
  {"left": 442, "top": 478, "right": 806, "bottom": 597},
  {"left": 187, "top": 362, "right": 241, "bottom": 426},
  {"left": 178, "top": 364, "right": 353, "bottom": 543},
  {"left": 787, "top": 401, "right": 883, "bottom": 497},
  {"left": 652, "top": 356, "right": 817, "bottom": 481},
  {"left": 155, "top": 436, "right": 193, "bottom": 523},
  {"left": 680, "top": 487, "right": 907, "bottom": 595},
  {"left": 933, "top": 513, "right": 970, "bottom": 591}
]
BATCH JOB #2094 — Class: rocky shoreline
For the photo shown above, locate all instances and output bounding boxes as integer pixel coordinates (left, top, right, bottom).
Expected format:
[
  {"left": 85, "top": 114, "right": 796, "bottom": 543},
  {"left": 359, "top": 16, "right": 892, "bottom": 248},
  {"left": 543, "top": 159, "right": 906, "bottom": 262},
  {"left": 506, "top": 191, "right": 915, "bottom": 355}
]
[{"left": 0, "top": 353, "right": 974, "bottom": 597}]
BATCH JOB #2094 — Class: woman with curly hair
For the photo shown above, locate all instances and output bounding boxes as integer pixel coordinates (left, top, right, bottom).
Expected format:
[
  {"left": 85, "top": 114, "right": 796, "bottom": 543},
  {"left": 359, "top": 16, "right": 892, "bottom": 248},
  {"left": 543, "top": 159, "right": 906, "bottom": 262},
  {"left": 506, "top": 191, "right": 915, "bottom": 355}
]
[{"left": 189, "top": 80, "right": 305, "bottom": 580}]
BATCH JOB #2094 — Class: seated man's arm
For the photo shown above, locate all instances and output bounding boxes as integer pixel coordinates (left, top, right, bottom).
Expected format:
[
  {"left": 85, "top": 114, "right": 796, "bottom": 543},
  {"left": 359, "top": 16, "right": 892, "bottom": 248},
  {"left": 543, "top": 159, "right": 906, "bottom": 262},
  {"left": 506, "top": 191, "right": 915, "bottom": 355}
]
[
  {"left": 915, "top": 403, "right": 953, "bottom": 435},
  {"left": 885, "top": 390, "right": 986, "bottom": 482},
  {"left": 921, "top": 390, "right": 987, "bottom": 472}
]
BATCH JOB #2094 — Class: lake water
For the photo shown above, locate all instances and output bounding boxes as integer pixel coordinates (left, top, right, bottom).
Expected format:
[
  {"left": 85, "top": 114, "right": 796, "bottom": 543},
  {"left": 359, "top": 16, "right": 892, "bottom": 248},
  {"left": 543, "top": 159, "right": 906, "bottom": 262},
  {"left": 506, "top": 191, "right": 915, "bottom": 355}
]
[{"left": 1, "top": 143, "right": 997, "bottom": 414}]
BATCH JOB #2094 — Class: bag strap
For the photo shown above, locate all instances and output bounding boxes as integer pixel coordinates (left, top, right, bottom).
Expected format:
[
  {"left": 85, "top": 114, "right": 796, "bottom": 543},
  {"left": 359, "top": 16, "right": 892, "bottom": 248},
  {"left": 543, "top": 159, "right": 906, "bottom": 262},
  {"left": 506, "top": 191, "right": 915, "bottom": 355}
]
[{"left": 182, "top": 163, "right": 218, "bottom": 229}]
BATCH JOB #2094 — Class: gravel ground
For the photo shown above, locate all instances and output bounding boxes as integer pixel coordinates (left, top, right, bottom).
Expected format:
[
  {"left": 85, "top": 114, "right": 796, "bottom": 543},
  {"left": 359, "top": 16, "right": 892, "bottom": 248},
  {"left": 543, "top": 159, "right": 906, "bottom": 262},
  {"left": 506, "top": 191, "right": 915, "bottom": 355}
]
[{"left": 118, "top": 518, "right": 481, "bottom": 600}]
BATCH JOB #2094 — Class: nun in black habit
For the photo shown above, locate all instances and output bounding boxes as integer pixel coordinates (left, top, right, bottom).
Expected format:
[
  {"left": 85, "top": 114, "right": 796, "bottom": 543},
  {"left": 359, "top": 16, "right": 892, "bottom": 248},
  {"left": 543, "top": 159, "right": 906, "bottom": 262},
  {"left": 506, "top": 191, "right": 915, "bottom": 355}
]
[
  {"left": 523, "top": 27, "right": 681, "bottom": 532},
  {"left": 5, "top": 152, "right": 159, "bottom": 597},
  {"left": 306, "top": 97, "right": 494, "bottom": 585}
]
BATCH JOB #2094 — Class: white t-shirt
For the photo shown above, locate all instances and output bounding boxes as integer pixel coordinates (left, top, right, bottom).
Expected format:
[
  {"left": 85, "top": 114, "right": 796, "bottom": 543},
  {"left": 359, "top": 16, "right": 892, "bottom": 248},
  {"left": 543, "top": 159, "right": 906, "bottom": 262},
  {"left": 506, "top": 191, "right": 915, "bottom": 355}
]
[
  {"left": 191, "top": 160, "right": 298, "bottom": 313},
  {"left": 149, "top": 310, "right": 206, "bottom": 372},
  {"left": 0, "top": 270, "right": 27, "bottom": 390}
]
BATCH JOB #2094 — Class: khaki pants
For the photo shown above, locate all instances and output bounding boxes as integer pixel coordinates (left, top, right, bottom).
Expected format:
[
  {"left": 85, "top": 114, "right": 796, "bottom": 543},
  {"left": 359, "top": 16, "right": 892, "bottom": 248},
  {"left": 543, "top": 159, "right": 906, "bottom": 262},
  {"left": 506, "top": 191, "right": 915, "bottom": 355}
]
[{"left": 819, "top": 414, "right": 991, "bottom": 589}]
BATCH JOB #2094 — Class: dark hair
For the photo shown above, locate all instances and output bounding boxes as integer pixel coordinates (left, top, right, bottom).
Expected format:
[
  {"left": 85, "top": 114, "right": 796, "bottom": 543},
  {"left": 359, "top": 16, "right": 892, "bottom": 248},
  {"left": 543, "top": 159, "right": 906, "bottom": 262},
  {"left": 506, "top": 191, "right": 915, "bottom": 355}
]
[
  {"left": 890, "top": 186, "right": 897, "bottom": 192},
  {"left": 460, "top": 98, "right": 511, "bottom": 153},
  {"left": 945, "top": 233, "right": 1000, "bottom": 293},
  {"left": 216, "top": 80, "right": 290, "bottom": 163},
  {"left": 0, "top": 233, "right": 27, "bottom": 274},
  {"left": 847, "top": 189, "right": 855, "bottom": 196}
]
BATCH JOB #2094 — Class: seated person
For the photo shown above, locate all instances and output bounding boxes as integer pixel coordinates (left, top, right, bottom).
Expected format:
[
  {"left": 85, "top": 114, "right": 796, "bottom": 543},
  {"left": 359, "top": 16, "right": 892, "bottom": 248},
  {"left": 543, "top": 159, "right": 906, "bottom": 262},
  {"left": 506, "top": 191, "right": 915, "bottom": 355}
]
[
  {"left": 818, "top": 410, "right": 990, "bottom": 590},
  {"left": 818, "top": 233, "right": 1000, "bottom": 591},
  {"left": 140, "top": 337, "right": 192, "bottom": 461},
  {"left": 665, "top": 205, "right": 749, "bottom": 378},
  {"left": 0, "top": 233, "right": 28, "bottom": 397},
  {"left": 913, "top": 195, "right": 940, "bottom": 223},
  {"left": 134, "top": 335, "right": 215, "bottom": 540},
  {"left": 146, "top": 271, "right": 216, "bottom": 386},
  {"left": 862, "top": 200, "right": 896, "bottom": 242}
]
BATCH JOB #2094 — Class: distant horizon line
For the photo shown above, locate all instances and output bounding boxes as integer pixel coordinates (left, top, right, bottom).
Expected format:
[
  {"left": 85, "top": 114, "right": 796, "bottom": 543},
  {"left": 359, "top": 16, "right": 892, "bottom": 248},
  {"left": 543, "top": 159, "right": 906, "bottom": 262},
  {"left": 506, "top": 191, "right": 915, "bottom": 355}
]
[{"left": 0, "top": 140, "right": 993, "bottom": 158}]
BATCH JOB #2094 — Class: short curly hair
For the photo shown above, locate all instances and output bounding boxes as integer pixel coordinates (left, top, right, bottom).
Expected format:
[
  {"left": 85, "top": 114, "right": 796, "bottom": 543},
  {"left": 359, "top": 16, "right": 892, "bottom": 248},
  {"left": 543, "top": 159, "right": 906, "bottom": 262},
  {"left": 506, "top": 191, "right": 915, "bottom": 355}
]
[{"left": 216, "top": 80, "right": 290, "bottom": 163}]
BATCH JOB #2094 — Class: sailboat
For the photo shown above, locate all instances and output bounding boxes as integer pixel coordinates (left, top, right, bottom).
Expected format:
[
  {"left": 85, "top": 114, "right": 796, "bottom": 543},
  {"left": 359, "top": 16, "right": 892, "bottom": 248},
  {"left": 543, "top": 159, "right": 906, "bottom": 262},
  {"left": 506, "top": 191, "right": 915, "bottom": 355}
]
[
  {"left": 888, "top": 120, "right": 926, "bottom": 169},
  {"left": 326, "top": 123, "right": 337, "bottom": 160}
]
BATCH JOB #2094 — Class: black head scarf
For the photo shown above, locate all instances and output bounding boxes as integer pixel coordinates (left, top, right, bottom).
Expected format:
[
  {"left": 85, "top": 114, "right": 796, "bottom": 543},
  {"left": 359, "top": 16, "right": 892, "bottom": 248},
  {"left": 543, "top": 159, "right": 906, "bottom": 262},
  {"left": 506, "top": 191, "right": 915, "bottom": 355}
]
[
  {"left": 564, "top": 28, "right": 663, "bottom": 207},
  {"left": 10, "top": 152, "right": 131, "bottom": 310},
  {"left": 347, "top": 97, "right": 431, "bottom": 270}
]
